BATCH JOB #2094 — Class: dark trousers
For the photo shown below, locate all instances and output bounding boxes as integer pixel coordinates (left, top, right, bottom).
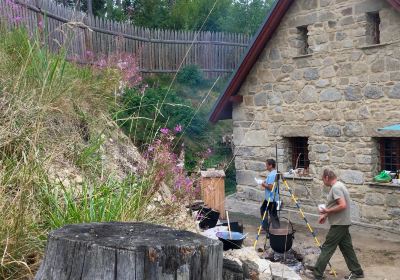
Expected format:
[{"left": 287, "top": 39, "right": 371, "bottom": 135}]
[
  {"left": 314, "top": 225, "right": 363, "bottom": 278},
  {"left": 260, "top": 200, "right": 280, "bottom": 230}
]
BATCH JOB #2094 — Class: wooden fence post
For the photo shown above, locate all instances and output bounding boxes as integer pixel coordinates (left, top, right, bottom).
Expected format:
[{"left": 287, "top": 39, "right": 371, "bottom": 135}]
[
  {"left": 83, "top": 14, "right": 93, "bottom": 60},
  {"left": 200, "top": 168, "right": 226, "bottom": 219}
]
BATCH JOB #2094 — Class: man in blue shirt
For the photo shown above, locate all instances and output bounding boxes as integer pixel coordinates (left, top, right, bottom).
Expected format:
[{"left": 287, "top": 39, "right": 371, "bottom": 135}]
[{"left": 259, "top": 159, "right": 280, "bottom": 230}]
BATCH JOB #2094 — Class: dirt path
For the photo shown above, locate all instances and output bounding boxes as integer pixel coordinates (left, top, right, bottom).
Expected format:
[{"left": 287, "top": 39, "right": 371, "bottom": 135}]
[{"left": 229, "top": 212, "right": 400, "bottom": 280}]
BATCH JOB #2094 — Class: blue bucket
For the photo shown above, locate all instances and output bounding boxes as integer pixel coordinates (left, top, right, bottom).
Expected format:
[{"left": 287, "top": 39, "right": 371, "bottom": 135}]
[{"left": 216, "top": 231, "right": 246, "bottom": 250}]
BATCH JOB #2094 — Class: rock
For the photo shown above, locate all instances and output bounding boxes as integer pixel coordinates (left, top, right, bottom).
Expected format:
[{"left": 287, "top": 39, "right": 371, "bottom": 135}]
[
  {"left": 304, "top": 110, "right": 318, "bottom": 121},
  {"left": 299, "top": 85, "right": 318, "bottom": 103},
  {"left": 323, "top": 125, "right": 341, "bottom": 137},
  {"left": 336, "top": 31, "right": 347, "bottom": 41},
  {"left": 223, "top": 258, "right": 244, "bottom": 280},
  {"left": 254, "top": 92, "right": 268, "bottom": 106},
  {"left": 282, "top": 64, "right": 295, "bottom": 73},
  {"left": 340, "top": 170, "right": 364, "bottom": 185},
  {"left": 320, "top": 66, "right": 336, "bottom": 79},
  {"left": 269, "top": 262, "right": 302, "bottom": 280},
  {"left": 300, "top": 0, "right": 317, "bottom": 10},
  {"left": 354, "top": 0, "right": 386, "bottom": 14},
  {"left": 388, "top": 209, "right": 400, "bottom": 217},
  {"left": 361, "top": 205, "right": 390, "bottom": 220},
  {"left": 283, "top": 91, "right": 297, "bottom": 104},
  {"left": 388, "top": 83, "right": 400, "bottom": 99},
  {"left": 303, "top": 253, "right": 319, "bottom": 270},
  {"left": 363, "top": 85, "right": 384, "bottom": 99},
  {"left": 386, "top": 57, "right": 400, "bottom": 72},
  {"left": 365, "top": 193, "right": 385, "bottom": 205},
  {"left": 339, "top": 16, "right": 354, "bottom": 26},
  {"left": 351, "top": 51, "right": 362, "bottom": 61},
  {"left": 313, "top": 144, "right": 330, "bottom": 153},
  {"left": 236, "top": 170, "right": 260, "bottom": 187},
  {"left": 315, "top": 79, "right": 330, "bottom": 88},
  {"left": 344, "top": 86, "right": 362, "bottom": 101},
  {"left": 267, "top": 92, "right": 282, "bottom": 105},
  {"left": 304, "top": 68, "right": 320, "bottom": 81},
  {"left": 223, "top": 247, "right": 273, "bottom": 280},
  {"left": 269, "top": 48, "right": 281, "bottom": 61},
  {"left": 343, "top": 122, "right": 363, "bottom": 136},
  {"left": 371, "top": 58, "right": 384, "bottom": 73},
  {"left": 358, "top": 106, "right": 370, "bottom": 119},
  {"left": 320, "top": 88, "right": 342, "bottom": 102},
  {"left": 386, "top": 194, "right": 400, "bottom": 207}
]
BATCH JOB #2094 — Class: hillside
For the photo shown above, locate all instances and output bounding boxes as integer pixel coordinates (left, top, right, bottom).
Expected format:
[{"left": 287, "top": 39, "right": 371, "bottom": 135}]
[{"left": 0, "top": 28, "right": 197, "bottom": 279}]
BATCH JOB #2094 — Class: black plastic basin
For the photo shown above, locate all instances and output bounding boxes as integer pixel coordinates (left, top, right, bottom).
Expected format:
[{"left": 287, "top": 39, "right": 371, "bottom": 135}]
[{"left": 216, "top": 231, "right": 245, "bottom": 250}]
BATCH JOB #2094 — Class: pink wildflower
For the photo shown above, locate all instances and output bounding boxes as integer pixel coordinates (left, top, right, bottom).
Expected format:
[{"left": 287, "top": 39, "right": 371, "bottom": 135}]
[
  {"left": 160, "top": 128, "right": 169, "bottom": 135},
  {"left": 174, "top": 124, "right": 183, "bottom": 133}
]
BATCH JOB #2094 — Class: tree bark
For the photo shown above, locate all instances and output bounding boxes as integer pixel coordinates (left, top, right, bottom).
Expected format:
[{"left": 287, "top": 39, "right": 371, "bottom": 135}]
[{"left": 35, "top": 222, "right": 223, "bottom": 280}]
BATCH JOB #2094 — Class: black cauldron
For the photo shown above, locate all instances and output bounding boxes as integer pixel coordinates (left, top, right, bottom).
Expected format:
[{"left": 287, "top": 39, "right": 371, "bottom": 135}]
[
  {"left": 268, "top": 218, "right": 295, "bottom": 253},
  {"left": 197, "top": 207, "right": 220, "bottom": 229},
  {"left": 216, "top": 231, "right": 246, "bottom": 250}
]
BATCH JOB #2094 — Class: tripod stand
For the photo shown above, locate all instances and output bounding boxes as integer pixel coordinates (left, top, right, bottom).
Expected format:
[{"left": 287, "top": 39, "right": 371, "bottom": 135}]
[{"left": 254, "top": 172, "right": 337, "bottom": 277}]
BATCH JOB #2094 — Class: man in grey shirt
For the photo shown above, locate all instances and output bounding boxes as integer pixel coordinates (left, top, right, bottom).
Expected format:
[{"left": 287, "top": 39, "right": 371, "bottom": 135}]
[{"left": 313, "top": 169, "right": 364, "bottom": 280}]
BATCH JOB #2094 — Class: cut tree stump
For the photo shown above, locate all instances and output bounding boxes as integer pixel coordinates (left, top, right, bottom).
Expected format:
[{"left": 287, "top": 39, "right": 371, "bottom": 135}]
[{"left": 35, "top": 222, "right": 223, "bottom": 280}]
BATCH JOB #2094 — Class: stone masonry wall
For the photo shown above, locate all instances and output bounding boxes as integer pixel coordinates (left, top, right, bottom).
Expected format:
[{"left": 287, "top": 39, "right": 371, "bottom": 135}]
[{"left": 232, "top": 0, "right": 400, "bottom": 230}]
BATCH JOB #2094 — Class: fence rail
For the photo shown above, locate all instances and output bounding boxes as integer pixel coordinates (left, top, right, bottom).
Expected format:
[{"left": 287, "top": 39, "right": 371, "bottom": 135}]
[{"left": 0, "top": 0, "right": 250, "bottom": 78}]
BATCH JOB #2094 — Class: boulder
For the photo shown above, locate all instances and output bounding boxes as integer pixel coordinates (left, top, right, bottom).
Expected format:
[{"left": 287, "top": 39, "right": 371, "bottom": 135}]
[{"left": 223, "top": 247, "right": 273, "bottom": 280}]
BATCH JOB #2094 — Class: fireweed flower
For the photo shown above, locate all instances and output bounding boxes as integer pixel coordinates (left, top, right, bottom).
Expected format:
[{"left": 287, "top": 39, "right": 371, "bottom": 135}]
[
  {"left": 160, "top": 128, "right": 169, "bottom": 134},
  {"left": 174, "top": 124, "right": 182, "bottom": 133}
]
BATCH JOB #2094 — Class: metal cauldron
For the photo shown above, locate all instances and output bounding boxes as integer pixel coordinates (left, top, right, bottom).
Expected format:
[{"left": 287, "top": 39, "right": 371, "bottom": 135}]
[{"left": 268, "top": 217, "right": 295, "bottom": 253}]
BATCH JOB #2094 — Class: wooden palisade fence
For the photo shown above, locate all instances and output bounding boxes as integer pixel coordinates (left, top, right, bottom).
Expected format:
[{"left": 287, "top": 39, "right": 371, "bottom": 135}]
[{"left": 0, "top": 0, "right": 250, "bottom": 78}]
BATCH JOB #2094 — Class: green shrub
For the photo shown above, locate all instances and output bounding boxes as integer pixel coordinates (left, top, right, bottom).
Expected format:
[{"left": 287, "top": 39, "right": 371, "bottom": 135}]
[
  {"left": 176, "top": 64, "right": 204, "bottom": 87},
  {"left": 114, "top": 86, "right": 205, "bottom": 149}
]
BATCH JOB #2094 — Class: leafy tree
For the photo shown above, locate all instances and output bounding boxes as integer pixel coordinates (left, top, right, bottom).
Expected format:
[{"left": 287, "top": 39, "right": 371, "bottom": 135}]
[{"left": 219, "top": 0, "right": 275, "bottom": 34}]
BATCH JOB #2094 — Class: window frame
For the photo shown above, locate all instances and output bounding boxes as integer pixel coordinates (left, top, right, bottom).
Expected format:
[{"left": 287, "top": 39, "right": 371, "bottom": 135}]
[
  {"left": 366, "top": 11, "right": 381, "bottom": 45},
  {"left": 296, "top": 25, "right": 310, "bottom": 55},
  {"left": 379, "top": 137, "right": 400, "bottom": 172},
  {"left": 289, "top": 137, "right": 310, "bottom": 169}
]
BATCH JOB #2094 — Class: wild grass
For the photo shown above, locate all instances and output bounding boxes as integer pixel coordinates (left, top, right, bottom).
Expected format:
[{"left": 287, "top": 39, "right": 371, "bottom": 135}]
[
  {"left": 0, "top": 26, "right": 201, "bottom": 279},
  {"left": 0, "top": 17, "right": 235, "bottom": 278},
  {"left": 0, "top": 27, "right": 124, "bottom": 279}
]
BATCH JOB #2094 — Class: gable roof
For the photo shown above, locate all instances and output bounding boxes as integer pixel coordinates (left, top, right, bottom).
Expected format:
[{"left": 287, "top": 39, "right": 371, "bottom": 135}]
[{"left": 209, "top": 0, "right": 400, "bottom": 123}]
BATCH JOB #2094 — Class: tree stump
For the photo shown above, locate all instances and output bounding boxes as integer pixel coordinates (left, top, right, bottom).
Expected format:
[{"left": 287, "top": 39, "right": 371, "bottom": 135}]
[{"left": 35, "top": 222, "right": 223, "bottom": 280}]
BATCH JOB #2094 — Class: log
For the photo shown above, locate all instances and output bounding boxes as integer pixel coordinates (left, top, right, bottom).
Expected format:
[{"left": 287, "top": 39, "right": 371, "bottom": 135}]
[{"left": 35, "top": 222, "right": 223, "bottom": 280}]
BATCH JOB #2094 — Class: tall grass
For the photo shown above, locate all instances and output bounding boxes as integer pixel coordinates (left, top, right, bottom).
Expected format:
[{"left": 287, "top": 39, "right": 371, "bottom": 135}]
[
  {"left": 0, "top": 27, "right": 123, "bottom": 279},
  {"left": 39, "top": 176, "right": 152, "bottom": 229},
  {"left": 0, "top": 26, "right": 199, "bottom": 280}
]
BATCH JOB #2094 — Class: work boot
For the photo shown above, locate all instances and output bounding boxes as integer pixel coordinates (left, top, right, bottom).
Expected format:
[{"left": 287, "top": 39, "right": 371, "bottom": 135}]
[{"left": 344, "top": 272, "right": 365, "bottom": 279}]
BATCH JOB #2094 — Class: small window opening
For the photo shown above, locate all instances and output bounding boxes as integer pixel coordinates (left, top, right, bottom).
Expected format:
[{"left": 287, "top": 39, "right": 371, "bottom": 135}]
[
  {"left": 297, "top": 25, "right": 310, "bottom": 55},
  {"left": 380, "top": 138, "right": 400, "bottom": 172},
  {"left": 290, "top": 137, "right": 310, "bottom": 169},
  {"left": 366, "top": 12, "right": 380, "bottom": 45}
]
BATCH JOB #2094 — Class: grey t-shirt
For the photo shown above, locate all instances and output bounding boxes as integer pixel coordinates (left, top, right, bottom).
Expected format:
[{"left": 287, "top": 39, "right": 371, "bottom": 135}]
[{"left": 326, "top": 181, "right": 352, "bottom": 225}]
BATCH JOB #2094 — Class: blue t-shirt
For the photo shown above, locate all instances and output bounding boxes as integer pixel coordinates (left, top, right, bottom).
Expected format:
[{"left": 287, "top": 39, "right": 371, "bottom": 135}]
[{"left": 265, "top": 170, "right": 279, "bottom": 201}]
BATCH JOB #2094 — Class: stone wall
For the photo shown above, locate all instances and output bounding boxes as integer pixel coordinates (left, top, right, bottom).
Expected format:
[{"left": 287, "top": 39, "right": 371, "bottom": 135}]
[{"left": 232, "top": 0, "right": 400, "bottom": 230}]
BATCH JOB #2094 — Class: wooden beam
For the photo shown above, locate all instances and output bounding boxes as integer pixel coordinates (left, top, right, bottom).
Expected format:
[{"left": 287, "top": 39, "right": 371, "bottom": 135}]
[{"left": 229, "top": 95, "right": 243, "bottom": 104}]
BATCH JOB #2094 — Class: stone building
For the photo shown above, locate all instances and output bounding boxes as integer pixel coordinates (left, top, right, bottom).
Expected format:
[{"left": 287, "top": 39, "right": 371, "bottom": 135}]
[{"left": 210, "top": 0, "right": 400, "bottom": 231}]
